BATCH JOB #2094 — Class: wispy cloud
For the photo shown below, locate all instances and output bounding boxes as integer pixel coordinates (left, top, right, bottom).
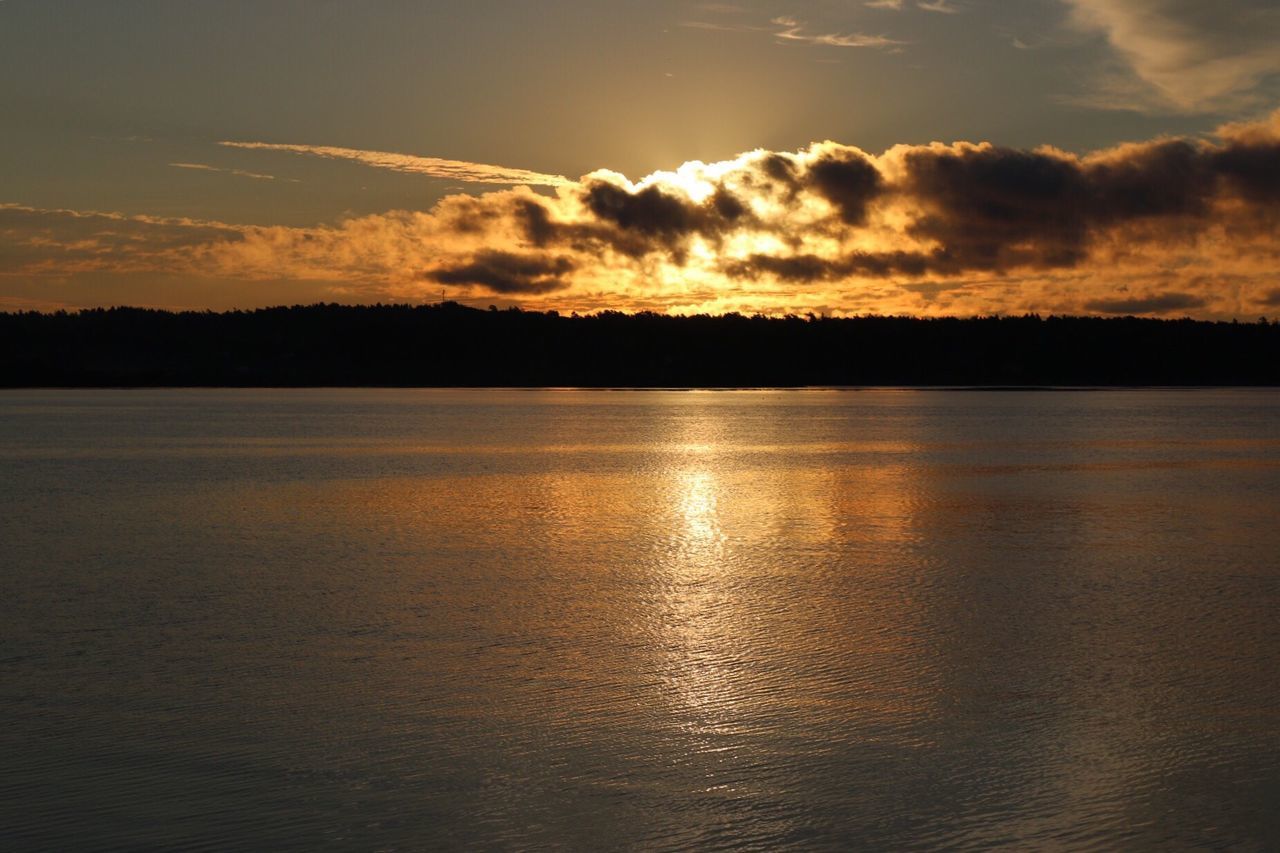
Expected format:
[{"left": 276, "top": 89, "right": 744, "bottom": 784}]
[
  {"left": 678, "top": 19, "right": 754, "bottom": 33},
  {"left": 771, "top": 17, "right": 904, "bottom": 49},
  {"left": 0, "top": 202, "right": 244, "bottom": 231},
  {"left": 1062, "top": 0, "right": 1280, "bottom": 112},
  {"left": 170, "top": 162, "right": 292, "bottom": 182},
  {"left": 917, "top": 0, "right": 960, "bottom": 14},
  {"left": 0, "top": 203, "right": 249, "bottom": 278},
  {"left": 218, "top": 142, "right": 574, "bottom": 187},
  {"left": 682, "top": 12, "right": 904, "bottom": 50},
  {"left": 865, "top": 0, "right": 960, "bottom": 12}
]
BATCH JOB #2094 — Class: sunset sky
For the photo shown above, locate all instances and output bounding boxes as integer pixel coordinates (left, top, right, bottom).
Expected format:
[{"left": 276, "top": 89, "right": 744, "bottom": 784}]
[{"left": 3, "top": 0, "right": 1280, "bottom": 317}]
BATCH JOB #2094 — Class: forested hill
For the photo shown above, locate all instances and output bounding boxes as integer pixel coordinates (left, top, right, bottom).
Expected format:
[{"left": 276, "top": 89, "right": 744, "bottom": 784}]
[{"left": 2, "top": 303, "right": 1278, "bottom": 387}]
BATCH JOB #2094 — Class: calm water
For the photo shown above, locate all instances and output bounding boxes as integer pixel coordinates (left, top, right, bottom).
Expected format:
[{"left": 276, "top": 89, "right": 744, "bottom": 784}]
[{"left": 2, "top": 389, "right": 1279, "bottom": 851}]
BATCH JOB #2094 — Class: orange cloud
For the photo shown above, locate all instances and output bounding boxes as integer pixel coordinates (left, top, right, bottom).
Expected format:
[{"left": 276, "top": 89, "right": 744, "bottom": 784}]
[{"left": 6, "top": 112, "right": 1280, "bottom": 318}]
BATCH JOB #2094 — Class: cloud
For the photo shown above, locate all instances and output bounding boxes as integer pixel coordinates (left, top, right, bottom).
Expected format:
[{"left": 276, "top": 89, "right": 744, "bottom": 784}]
[
  {"left": 1063, "top": 0, "right": 1280, "bottom": 112},
  {"left": 682, "top": 13, "right": 904, "bottom": 50},
  {"left": 770, "top": 17, "right": 904, "bottom": 49},
  {"left": 888, "top": 138, "right": 1216, "bottom": 273},
  {"left": 170, "top": 162, "right": 290, "bottom": 182},
  {"left": 678, "top": 20, "right": 753, "bottom": 33},
  {"left": 864, "top": 0, "right": 959, "bottom": 13},
  {"left": 426, "top": 251, "right": 575, "bottom": 294},
  {"left": 8, "top": 111, "right": 1280, "bottom": 317},
  {"left": 0, "top": 203, "right": 247, "bottom": 277},
  {"left": 722, "top": 250, "right": 935, "bottom": 282},
  {"left": 1083, "top": 292, "right": 1206, "bottom": 315},
  {"left": 806, "top": 149, "right": 885, "bottom": 224},
  {"left": 218, "top": 141, "right": 573, "bottom": 187}
]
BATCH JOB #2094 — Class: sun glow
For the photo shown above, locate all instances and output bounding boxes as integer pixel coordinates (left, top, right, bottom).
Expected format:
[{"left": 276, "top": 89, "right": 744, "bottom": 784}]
[{"left": 633, "top": 150, "right": 766, "bottom": 204}]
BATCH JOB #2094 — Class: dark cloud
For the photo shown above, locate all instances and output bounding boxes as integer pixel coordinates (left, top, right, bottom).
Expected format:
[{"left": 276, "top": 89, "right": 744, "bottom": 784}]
[
  {"left": 1085, "top": 140, "right": 1217, "bottom": 222},
  {"left": 1213, "top": 140, "right": 1280, "bottom": 204},
  {"left": 805, "top": 151, "right": 884, "bottom": 225},
  {"left": 902, "top": 145, "right": 1092, "bottom": 272},
  {"left": 578, "top": 180, "right": 756, "bottom": 261},
  {"left": 1258, "top": 288, "right": 1280, "bottom": 307},
  {"left": 1084, "top": 293, "right": 1207, "bottom": 315},
  {"left": 893, "top": 130, "right": 1280, "bottom": 275},
  {"left": 440, "top": 194, "right": 513, "bottom": 235},
  {"left": 761, "top": 153, "right": 801, "bottom": 188},
  {"left": 724, "top": 250, "right": 935, "bottom": 282},
  {"left": 427, "top": 251, "right": 574, "bottom": 294},
  {"left": 528, "top": 129, "right": 1280, "bottom": 283},
  {"left": 583, "top": 182, "right": 701, "bottom": 241},
  {"left": 711, "top": 188, "right": 749, "bottom": 222},
  {"left": 515, "top": 198, "right": 558, "bottom": 247},
  {"left": 432, "top": 114, "right": 1280, "bottom": 298},
  {"left": 723, "top": 253, "right": 836, "bottom": 282}
]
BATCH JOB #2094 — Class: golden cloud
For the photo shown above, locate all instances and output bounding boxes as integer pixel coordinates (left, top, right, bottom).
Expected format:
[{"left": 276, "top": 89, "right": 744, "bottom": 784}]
[{"left": 6, "top": 111, "right": 1280, "bottom": 318}]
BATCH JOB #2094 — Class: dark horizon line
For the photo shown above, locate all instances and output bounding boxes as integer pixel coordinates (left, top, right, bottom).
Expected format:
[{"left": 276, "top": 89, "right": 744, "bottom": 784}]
[
  {"left": 3, "top": 302, "right": 1278, "bottom": 388},
  {"left": 5, "top": 301, "right": 1278, "bottom": 324}
]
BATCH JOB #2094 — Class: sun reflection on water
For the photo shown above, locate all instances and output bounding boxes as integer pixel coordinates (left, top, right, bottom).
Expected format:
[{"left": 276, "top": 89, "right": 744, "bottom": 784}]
[
  {"left": 650, "top": 408, "right": 759, "bottom": 777},
  {"left": 676, "top": 469, "right": 724, "bottom": 552},
  {"left": 641, "top": 399, "right": 951, "bottom": 783}
]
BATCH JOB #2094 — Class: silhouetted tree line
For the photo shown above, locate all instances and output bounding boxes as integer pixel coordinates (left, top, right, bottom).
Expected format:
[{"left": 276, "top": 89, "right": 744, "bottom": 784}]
[{"left": 2, "top": 303, "right": 1278, "bottom": 387}]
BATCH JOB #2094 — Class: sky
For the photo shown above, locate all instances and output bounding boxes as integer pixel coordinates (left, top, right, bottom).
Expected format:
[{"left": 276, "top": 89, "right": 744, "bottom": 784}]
[{"left": 2, "top": 0, "right": 1280, "bottom": 317}]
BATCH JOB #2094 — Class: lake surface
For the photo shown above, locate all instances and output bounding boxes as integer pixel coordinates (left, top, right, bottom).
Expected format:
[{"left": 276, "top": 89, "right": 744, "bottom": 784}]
[{"left": 2, "top": 389, "right": 1279, "bottom": 851}]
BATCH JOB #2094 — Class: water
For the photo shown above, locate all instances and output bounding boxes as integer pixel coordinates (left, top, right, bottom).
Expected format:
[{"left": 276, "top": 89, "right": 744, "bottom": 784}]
[{"left": 2, "top": 389, "right": 1278, "bottom": 851}]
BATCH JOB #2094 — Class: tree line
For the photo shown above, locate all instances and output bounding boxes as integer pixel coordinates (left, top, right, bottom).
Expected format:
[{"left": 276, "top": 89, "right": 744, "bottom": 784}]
[{"left": 2, "top": 303, "right": 1277, "bottom": 387}]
